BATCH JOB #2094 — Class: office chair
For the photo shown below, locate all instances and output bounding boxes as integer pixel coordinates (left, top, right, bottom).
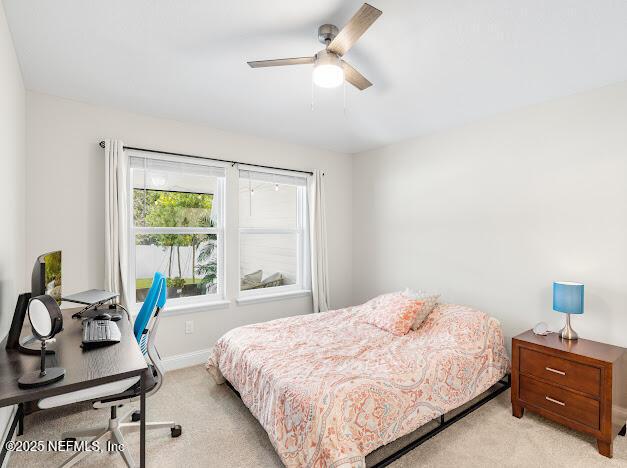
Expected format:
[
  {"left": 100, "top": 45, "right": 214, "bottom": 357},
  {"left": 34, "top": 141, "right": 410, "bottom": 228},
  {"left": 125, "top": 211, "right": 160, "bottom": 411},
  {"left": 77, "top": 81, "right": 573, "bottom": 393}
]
[{"left": 37, "top": 272, "right": 181, "bottom": 468}]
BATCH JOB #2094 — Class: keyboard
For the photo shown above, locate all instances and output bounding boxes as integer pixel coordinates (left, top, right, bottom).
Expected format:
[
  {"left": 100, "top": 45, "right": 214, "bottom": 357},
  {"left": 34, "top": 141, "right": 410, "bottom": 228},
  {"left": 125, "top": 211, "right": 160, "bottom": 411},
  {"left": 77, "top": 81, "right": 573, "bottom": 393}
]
[{"left": 82, "top": 320, "right": 121, "bottom": 349}]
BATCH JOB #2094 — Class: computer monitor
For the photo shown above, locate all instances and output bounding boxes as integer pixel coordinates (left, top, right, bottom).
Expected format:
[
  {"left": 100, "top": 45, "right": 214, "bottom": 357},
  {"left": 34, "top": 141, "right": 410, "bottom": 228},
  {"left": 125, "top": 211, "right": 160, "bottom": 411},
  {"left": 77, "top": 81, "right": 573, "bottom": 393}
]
[{"left": 31, "top": 251, "right": 62, "bottom": 304}]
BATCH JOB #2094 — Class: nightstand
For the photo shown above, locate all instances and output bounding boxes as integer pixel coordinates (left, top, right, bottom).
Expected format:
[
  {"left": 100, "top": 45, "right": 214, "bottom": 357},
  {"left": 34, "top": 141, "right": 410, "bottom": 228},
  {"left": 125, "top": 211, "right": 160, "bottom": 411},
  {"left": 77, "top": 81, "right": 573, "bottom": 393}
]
[{"left": 511, "top": 330, "right": 627, "bottom": 457}]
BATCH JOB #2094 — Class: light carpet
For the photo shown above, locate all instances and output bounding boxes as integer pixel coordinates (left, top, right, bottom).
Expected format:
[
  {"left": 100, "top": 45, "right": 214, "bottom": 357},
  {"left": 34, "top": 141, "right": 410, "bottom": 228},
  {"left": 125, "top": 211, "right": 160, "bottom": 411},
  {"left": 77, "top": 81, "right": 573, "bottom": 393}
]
[{"left": 8, "top": 365, "right": 627, "bottom": 467}]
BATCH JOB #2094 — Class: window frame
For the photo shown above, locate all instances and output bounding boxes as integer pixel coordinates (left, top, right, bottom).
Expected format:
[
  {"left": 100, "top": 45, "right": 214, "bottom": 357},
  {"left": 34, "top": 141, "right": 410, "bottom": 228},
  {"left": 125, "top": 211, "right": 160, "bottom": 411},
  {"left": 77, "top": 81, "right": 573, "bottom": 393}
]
[
  {"left": 237, "top": 168, "right": 311, "bottom": 300},
  {"left": 127, "top": 150, "right": 227, "bottom": 311}
]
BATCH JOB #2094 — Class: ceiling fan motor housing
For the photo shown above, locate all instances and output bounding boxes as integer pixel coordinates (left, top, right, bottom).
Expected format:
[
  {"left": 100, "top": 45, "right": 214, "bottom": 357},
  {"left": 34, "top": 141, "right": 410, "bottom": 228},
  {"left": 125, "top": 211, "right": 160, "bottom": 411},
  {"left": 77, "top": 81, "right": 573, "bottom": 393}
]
[
  {"left": 314, "top": 49, "right": 341, "bottom": 67},
  {"left": 318, "top": 24, "right": 339, "bottom": 45}
]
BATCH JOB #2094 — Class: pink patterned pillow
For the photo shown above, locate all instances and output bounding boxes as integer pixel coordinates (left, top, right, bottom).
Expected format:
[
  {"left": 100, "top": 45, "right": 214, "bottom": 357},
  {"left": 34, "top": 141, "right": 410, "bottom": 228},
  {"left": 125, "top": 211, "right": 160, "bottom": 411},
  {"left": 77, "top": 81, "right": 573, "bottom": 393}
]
[{"left": 358, "top": 292, "right": 424, "bottom": 336}]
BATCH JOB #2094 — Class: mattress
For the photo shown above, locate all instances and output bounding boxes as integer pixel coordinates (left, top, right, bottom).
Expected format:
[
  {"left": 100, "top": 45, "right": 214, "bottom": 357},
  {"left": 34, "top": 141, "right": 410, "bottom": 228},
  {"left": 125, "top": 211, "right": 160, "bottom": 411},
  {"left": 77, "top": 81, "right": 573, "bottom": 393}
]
[{"left": 207, "top": 303, "right": 510, "bottom": 468}]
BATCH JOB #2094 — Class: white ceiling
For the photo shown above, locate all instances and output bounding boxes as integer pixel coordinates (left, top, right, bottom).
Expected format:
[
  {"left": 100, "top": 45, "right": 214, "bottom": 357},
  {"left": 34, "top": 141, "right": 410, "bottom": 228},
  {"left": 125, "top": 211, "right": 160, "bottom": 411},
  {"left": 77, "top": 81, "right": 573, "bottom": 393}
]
[{"left": 4, "top": 0, "right": 627, "bottom": 153}]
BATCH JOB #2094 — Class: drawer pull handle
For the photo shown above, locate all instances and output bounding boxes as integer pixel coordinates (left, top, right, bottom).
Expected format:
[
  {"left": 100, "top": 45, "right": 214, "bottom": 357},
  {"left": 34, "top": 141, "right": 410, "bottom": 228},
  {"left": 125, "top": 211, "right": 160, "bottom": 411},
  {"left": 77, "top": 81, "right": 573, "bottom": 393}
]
[
  {"left": 545, "top": 396, "right": 565, "bottom": 406},
  {"left": 545, "top": 367, "right": 566, "bottom": 376}
]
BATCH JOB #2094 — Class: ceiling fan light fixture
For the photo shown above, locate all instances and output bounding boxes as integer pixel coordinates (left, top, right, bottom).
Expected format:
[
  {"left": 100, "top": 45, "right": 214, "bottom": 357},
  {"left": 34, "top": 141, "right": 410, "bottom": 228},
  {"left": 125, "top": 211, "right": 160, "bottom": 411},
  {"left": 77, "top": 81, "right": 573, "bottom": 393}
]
[
  {"left": 247, "top": 3, "right": 381, "bottom": 91},
  {"left": 312, "top": 50, "right": 344, "bottom": 88}
]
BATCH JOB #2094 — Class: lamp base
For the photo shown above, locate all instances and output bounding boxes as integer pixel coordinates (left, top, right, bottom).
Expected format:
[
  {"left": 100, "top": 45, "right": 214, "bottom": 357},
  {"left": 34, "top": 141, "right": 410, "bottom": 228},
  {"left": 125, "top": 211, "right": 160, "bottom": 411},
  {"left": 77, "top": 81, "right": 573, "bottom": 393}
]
[
  {"left": 18, "top": 367, "right": 65, "bottom": 388},
  {"left": 559, "top": 314, "right": 578, "bottom": 341}
]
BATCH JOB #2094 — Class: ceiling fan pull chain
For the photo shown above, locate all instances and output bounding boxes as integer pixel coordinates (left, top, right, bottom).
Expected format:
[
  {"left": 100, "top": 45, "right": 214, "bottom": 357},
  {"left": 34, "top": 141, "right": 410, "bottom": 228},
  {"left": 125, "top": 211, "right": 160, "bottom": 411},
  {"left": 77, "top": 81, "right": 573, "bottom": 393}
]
[{"left": 343, "top": 80, "right": 347, "bottom": 117}]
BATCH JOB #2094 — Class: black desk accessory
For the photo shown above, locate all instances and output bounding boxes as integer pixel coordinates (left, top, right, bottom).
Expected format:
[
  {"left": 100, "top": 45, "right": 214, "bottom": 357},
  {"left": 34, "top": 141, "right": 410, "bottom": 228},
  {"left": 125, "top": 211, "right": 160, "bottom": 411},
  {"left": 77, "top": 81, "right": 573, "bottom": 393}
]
[
  {"left": 6, "top": 293, "right": 54, "bottom": 356},
  {"left": 17, "top": 295, "right": 65, "bottom": 388},
  {"left": 93, "top": 312, "right": 122, "bottom": 322},
  {"left": 81, "top": 319, "right": 121, "bottom": 349},
  {"left": 76, "top": 308, "right": 124, "bottom": 321}
]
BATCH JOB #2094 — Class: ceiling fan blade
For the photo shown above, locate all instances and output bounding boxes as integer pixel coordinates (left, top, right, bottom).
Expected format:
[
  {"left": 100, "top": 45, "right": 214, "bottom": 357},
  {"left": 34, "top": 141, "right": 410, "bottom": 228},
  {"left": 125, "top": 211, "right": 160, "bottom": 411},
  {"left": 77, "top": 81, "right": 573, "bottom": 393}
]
[
  {"left": 341, "top": 61, "right": 372, "bottom": 90},
  {"left": 327, "top": 3, "right": 382, "bottom": 56},
  {"left": 247, "top": 57, "right": 314, "bottom": 68}
]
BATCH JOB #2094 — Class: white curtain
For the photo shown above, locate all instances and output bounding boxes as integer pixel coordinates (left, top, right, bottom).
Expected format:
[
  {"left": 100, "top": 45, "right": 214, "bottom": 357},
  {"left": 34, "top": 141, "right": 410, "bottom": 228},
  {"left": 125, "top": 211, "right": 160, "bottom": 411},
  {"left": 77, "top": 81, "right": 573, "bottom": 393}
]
[
  {"left": 308, "top": 169, "right": 330, "bottom": 312},
  {"left": 104, "top": 140, "right": 131, "bottom": 307}
]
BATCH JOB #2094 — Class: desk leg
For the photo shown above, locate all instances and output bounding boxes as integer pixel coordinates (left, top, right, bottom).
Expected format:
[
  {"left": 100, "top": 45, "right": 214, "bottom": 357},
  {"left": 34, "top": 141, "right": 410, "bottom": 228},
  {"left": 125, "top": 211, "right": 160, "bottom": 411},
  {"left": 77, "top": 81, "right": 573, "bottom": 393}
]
[
  {"left": 17, "top": 403, "right": 24, "bottom": 436},
  {"left": 140, "top": 370, "right": 146, "bottom": 468}
]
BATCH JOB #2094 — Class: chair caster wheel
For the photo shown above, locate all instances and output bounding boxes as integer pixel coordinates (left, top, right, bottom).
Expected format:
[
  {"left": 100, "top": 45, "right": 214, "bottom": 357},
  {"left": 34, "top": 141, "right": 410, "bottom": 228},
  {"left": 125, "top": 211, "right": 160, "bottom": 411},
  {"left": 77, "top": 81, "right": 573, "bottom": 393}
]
[
  {"left": 171, "top": 425, "right": 182, "bottom": 438},
  {"left": 131, "top": 410, "right": 141, "bottom": 422}
]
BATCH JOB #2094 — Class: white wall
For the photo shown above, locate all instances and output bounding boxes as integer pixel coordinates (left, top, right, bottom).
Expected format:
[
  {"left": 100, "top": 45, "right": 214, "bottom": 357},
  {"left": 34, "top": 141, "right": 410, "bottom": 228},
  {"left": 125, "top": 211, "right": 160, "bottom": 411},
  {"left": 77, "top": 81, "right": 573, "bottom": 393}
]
[
  {"left": 23, "top": 54, "right": 627, "bottom": 362},
  {"left": 352, "top": 81, "right": 627, "bottom": 349},
  {"left": 26, "top": 91, "right": 353, "bottom": 358},
  {"left": 0, "top": 0, "right": 25, "bottom": 449}
]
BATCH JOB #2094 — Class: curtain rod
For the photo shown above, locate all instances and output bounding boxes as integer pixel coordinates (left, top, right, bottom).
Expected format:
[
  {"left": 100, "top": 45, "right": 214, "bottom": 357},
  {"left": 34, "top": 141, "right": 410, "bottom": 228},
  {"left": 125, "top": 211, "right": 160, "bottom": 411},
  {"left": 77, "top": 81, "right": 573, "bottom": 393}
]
[{"left": 98, "top": 141, "right": 314, "bottom": 176}]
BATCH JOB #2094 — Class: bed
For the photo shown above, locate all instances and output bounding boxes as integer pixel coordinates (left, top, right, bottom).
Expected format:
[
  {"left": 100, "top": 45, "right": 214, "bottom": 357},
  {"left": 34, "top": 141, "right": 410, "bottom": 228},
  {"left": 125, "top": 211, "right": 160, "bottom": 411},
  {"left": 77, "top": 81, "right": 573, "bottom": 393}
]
[{"left": 207, "top": 301, "right": 510, "bottom": 468}]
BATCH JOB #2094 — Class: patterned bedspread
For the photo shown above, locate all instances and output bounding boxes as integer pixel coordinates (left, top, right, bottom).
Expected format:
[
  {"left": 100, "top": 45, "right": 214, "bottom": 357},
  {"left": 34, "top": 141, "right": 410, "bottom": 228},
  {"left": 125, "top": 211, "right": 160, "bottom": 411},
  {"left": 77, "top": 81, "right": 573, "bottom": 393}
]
[{"left": 206, "top": 303, "right": 510, "bottom": 468}]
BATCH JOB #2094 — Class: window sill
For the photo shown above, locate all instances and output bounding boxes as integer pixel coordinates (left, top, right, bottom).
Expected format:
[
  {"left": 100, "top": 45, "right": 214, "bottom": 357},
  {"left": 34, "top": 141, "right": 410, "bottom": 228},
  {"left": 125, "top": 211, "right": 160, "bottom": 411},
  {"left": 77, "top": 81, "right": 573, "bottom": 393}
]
[
  {"left": 236, "top": 290, "right": 311, "bottom": 305},
  {"left": 139, "top": 299, "right": 231, "bottom": 318}
]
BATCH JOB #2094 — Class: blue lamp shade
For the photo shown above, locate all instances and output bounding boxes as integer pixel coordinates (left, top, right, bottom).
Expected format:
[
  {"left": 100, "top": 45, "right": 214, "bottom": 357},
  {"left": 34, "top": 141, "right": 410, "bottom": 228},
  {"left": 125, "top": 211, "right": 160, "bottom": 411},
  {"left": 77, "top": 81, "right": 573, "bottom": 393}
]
[{"left": 553, "top": 282, "right": 584, "bottom": 314}]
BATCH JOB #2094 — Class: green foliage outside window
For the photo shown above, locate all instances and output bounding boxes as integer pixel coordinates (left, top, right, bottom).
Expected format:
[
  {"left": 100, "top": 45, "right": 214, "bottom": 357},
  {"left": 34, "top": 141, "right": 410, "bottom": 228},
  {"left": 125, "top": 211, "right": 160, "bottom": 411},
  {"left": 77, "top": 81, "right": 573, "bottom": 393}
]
[{"left": 134, "top": 189, "right": 217, "bottom": 289}]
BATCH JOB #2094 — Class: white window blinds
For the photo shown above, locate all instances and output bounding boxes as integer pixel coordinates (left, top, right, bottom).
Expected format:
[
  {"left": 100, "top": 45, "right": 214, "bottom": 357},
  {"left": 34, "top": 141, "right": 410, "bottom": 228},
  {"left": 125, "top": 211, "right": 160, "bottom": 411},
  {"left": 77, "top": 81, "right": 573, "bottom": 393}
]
[{"left": 130, "top": 156, "right": 225, "bottom": 194}]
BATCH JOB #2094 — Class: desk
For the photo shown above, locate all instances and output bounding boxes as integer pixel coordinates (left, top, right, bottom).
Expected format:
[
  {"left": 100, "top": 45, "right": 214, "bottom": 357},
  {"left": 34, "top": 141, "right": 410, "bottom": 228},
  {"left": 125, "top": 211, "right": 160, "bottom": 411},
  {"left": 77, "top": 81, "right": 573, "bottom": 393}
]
[{"left": 0, "top": 307, "right": 148, "bottom": 467}]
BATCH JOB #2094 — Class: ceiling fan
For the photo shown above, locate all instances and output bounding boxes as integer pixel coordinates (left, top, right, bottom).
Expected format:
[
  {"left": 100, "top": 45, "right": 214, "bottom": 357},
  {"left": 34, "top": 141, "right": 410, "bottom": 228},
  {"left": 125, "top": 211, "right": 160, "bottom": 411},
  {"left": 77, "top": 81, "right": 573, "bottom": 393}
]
[{"left": 247, "top": 3, "right": 382, "bottom": 90}]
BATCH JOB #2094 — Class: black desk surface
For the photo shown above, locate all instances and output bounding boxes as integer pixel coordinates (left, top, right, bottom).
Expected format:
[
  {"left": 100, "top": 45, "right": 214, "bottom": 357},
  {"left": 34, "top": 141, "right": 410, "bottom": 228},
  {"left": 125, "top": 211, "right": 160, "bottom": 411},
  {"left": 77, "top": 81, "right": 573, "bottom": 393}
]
[{"left": 0, "top": 307, "right": 147, "bottom": 407}]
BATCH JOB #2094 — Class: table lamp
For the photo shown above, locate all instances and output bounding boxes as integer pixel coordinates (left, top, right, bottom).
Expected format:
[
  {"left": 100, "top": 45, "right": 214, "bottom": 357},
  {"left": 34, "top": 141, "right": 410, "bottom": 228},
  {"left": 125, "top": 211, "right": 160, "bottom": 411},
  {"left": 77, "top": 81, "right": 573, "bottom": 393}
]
[{"left": 553, "top": 281, "right": 584, "bottom": 340}]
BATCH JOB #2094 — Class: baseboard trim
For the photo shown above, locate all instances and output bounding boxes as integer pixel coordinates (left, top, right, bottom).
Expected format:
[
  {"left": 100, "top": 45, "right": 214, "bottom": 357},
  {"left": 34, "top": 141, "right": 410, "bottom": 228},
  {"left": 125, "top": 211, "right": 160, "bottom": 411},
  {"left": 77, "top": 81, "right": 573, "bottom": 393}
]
[{"left": 161, "top": 348, "right": 212, "bottom": 372}]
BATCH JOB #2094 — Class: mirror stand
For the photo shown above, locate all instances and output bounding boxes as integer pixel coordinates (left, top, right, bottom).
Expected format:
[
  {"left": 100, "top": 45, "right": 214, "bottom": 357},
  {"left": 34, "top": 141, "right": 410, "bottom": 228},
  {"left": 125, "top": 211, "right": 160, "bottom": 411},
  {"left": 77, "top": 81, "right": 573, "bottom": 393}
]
[{"left": 17, "top": 339, "right": 65, "bottom": 389}]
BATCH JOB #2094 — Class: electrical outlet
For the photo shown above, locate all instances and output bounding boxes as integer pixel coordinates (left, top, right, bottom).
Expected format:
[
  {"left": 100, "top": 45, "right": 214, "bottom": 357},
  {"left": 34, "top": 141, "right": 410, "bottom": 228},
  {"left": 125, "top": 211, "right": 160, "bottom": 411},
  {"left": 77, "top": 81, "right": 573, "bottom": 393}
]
[{"left": 185, "top": 320, "right": 194, "bottom": 334}]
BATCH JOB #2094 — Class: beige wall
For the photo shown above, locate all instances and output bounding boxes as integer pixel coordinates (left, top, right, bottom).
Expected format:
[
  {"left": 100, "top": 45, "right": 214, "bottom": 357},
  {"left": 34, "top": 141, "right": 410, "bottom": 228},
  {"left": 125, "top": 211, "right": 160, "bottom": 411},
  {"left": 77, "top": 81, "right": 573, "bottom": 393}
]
[
  {"left": 25, "top": 91, "right": 353, "bottom": 358},
  {"left": 0, "top": 0, "right": 25, "bottom": 447},
  {"left": 352, "top": 81, "right": 627, "bottom": 349}
]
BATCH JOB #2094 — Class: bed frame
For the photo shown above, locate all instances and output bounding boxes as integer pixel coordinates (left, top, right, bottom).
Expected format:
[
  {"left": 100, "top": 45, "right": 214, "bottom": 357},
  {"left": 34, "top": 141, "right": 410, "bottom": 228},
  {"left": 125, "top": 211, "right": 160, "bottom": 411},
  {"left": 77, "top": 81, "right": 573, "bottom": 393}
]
[{"left": 225, "top": 373, "right": 511, "bottom": 467}]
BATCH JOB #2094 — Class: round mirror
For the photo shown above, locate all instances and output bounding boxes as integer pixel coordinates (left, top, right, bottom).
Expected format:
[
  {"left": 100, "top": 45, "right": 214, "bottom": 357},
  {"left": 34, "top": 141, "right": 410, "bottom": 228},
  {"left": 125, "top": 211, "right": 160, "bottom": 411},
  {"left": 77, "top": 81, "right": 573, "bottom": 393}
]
[{"left": 28, "top": 298, "right": 53, "bottom": 338}]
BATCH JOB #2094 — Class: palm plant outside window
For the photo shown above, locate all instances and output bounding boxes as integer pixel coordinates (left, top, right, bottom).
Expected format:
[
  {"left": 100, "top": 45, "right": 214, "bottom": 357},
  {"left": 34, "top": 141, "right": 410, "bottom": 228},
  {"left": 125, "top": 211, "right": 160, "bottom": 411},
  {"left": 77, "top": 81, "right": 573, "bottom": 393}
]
[{"left": 129, "top": 154, "right": 225, "bottom": 306}]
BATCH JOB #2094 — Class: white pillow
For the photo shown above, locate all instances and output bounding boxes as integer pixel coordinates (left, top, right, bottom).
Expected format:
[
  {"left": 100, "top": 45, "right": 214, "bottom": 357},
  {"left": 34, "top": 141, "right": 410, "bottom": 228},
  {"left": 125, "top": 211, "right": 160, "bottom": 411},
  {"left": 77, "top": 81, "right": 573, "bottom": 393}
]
[{"left": 403, "top": 288, "right": 440, "bottom": 330}]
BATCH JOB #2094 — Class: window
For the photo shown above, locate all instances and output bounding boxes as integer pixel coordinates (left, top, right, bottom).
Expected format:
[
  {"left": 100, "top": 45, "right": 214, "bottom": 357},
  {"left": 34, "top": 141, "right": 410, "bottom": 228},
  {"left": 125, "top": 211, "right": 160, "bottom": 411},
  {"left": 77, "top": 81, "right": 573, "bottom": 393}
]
[
  {"left": 129, "top": 153, "right": 225, "bottom": 307},
  {"left": 238, "top": 168, "right": 310, "bottom": 297}
]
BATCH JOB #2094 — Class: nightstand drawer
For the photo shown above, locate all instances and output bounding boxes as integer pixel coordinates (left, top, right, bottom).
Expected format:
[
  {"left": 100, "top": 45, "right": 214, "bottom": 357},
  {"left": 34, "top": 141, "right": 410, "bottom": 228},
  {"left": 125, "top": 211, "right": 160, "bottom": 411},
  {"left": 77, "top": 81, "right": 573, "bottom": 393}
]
[
  {"left": 520, "top": 375, "right": 600, "bottom": 430},
  {"left": 520, "top": 347, "right": 601, "bottom": 397}
]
